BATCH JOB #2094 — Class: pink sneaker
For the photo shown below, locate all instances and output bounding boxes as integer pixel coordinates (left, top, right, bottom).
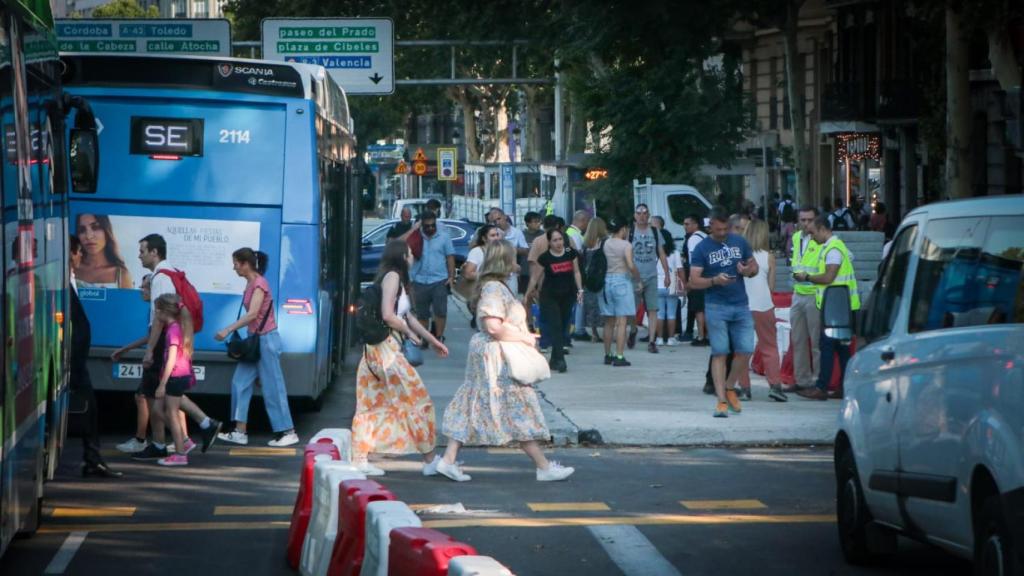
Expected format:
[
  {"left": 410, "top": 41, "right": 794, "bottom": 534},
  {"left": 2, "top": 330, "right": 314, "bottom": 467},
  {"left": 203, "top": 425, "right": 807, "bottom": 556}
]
[
  {"left": 182, "top": 438, "right": 196, "bottom": 455},
  {"left": 158, "top": 454, "right": 188, "bottom": 467}
]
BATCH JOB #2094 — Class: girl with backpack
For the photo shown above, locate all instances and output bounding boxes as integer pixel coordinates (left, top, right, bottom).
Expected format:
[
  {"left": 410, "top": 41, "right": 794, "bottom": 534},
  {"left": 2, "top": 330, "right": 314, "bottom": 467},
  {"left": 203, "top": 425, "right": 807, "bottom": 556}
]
[
  {"left": 214, "top": 248, "right": 299, "bottom": 448},
  {"left": 350, "top": 240, "right": 448, "bottom": 476}
]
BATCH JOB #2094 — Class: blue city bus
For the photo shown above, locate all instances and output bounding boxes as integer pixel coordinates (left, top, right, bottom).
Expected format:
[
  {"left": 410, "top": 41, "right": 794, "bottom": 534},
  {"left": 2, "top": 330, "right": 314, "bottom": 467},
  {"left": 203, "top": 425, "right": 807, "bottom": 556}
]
[
  {"left": 63, "top": 54, "right": 361, "bottom": 402},
  {"left": 0, "top": 0, "right": 101, "bottom": 556}
]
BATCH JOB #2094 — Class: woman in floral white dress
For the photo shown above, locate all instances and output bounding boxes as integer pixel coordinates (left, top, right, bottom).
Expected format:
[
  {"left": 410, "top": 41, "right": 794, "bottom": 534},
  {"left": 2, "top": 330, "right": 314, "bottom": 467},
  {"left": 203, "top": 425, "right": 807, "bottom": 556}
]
[{"left": 437, "top": 240, "right": 575, "bottom": 483}]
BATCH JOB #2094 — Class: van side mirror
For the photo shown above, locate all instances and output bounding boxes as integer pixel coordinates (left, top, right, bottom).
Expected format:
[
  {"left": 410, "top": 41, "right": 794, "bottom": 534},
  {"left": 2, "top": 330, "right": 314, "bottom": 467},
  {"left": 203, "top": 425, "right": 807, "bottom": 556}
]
[
  {"left": 822, "top": 285, "right": 853, "bottom": 342},
  {"left": 70, "top": 128, "right": 99, "bottom": 193}
]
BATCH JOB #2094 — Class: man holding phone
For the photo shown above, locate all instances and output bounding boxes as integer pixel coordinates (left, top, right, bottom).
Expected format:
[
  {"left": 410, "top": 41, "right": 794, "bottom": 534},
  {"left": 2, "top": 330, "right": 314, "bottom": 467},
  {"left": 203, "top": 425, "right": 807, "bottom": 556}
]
[{"left": 689, "top": 208, "right": 758, "bottom": 418}]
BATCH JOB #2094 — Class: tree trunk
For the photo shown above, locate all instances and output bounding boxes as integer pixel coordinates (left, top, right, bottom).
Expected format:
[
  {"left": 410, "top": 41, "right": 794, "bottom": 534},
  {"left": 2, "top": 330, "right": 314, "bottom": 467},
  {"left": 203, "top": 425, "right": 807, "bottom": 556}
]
[
  {"left": 522, "top": 85, "right": 545, "bottom": 161},
  {"left": 449, "top": 87, "right": 481, "bottom": 162},
  {"left": 782, "top": 0, "right": 812, "bottom": 206},
  {"left": 945, "top": 3, "right": 972, "bottom": 199}
]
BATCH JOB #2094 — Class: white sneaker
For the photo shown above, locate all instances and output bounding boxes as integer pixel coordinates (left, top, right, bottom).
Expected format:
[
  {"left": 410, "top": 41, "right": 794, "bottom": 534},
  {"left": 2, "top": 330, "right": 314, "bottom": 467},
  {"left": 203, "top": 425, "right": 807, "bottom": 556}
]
[
  {"left": 116, "top": 437, "right": 148, "bottom": 453},
  {"left": 664, "top": 337, "right": 680, "bottom": 347},
  {"left": 353, "top": 461, "right": 386, "bottom": 476},
  {"left": 268, "top": 432, "right": 300, "bottom": 447},
  {"left": 536, "top": 461, "right": 575, "bottom": 482},
  {"left": 217, "top": 431, "right": 249, "bottom": 445},
  {"left": 422, "top": 455, "right": 441, "bottom": 477},
  {"left": 436, "top": 459, "right": 471, "bottom": 482}
]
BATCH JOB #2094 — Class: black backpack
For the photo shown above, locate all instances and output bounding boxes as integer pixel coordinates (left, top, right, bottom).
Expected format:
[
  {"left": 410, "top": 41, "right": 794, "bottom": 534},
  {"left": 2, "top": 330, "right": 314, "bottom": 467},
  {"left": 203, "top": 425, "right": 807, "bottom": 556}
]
[
  {"left": 584, "top": 239, "right": 608, "bottom": 292},
  {"left": 355, "top": 283, "right": 391, "bottom": 345},
  {"left": 781, "top": 201, "right": 797, "bottom": 223},
  {"left": 832, "top": 208, "right": 852, "bottom": 231}
]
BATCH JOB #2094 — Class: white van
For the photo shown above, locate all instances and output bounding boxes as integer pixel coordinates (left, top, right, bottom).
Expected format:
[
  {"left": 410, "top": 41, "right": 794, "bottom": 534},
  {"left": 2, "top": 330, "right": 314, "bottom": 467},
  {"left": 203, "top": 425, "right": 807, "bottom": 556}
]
[
  {"left": 829, "top": 196, "right": 1024, "bottom": 575},
  {"left": 391, "top": 198, "right": 445, "bottom": 220},
  {"left": 632, "top": 179, "right": 712, "bottom": 242}
]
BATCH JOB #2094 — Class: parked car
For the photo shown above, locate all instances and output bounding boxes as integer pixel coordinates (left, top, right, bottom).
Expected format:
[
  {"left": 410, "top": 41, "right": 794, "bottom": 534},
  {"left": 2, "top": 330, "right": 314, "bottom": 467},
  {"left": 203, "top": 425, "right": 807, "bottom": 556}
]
[
  {"left": 391, "top": 198, "right": 446, "bottom": 219},
  {"left": 830, "top": 196, "right": 1023, "bottom": 575},
  {"left": 360, "top": 218, "right": 479, "bottom": 281}
]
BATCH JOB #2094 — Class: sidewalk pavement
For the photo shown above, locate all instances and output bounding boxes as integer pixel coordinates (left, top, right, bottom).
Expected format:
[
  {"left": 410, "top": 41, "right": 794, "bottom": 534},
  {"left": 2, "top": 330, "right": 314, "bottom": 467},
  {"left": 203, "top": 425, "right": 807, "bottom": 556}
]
[{"left": 416, "top": 297, "right": 840, "bottom": 447}]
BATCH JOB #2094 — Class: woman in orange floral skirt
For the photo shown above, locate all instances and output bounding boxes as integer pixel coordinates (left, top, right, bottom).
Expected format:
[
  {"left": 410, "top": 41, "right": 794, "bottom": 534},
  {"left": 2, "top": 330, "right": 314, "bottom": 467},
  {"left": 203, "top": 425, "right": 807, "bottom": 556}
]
[{"left": 352, "top": 240, "right": 449, "bottom": 476}]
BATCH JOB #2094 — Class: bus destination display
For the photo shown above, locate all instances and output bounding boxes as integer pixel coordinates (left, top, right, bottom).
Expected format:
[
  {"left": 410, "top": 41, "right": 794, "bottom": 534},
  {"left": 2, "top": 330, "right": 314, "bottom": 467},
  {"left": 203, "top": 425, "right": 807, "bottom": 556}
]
[{"left": 130, "top": 117, "right": 204, "bottom": 157}]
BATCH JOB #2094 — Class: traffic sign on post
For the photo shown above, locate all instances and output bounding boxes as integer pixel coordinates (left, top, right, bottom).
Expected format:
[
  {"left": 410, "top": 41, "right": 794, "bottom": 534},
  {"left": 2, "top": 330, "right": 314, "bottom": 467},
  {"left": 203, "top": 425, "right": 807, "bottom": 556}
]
[
  {"left": 395, "top": 160, "right": 408, "bottom": 174},
  {"left": 414, "top": 148, "right": 427, "bottom": 162},
  {"left": 261, "top": 18, "right": 394, "bottom": 95},
  {"left": 437, "top": 148, "right": 457, "bottom": 181},
  {"left": 56, "top": 19, "right": 231, "bottom": 55},
  {"left": 413, "top": 161, "right": 427, "bottom": 176}
]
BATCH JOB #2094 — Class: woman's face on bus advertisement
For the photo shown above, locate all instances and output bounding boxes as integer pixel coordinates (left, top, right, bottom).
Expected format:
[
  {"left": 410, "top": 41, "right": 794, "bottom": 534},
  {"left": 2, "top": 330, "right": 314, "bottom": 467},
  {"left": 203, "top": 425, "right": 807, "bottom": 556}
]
[{"left": 77, "top": 214, "right": 106, "bottom": 256}]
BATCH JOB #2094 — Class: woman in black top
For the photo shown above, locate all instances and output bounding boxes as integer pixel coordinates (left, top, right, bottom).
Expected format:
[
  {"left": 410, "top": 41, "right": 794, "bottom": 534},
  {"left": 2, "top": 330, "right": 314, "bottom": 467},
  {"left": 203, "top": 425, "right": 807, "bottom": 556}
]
[{"left": 525, "top": 228, "right": 583, "bottom": 373}]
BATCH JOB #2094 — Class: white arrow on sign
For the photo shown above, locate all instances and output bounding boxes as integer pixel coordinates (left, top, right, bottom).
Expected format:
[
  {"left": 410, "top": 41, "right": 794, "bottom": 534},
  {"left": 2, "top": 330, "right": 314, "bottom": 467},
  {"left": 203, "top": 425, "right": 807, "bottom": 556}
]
[{"left": 95, "top": 118, "right": 104, "bottom": 135}]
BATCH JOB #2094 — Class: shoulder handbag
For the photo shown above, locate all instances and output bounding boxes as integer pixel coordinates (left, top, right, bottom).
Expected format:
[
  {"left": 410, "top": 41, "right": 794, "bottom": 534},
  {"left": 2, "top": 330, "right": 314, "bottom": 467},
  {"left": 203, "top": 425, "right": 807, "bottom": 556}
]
[
  {"left": 227, "top": 299, "right": 272, "bottom": 363},
  {"left": 401, "top": 337, "right": 424, "bottom": 367},
  {"left": 491, "top": 282, "right": 551, "bottom": 385}
]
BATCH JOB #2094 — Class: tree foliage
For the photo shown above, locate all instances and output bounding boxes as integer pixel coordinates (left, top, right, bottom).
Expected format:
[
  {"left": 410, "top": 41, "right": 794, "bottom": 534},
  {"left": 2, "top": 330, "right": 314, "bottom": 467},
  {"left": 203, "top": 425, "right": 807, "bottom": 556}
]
[
  {"left": 90, "top": 0, "right": 160, "bottom": 18},
  {"left": 225, "top": 0, "right": 754, "bottom": 203}
]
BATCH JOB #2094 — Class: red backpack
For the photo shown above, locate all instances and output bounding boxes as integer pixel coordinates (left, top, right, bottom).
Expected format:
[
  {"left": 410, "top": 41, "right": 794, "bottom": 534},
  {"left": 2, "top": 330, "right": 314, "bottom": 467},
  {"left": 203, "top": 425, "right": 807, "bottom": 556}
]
[{"left": 155, "top": 268, "right": 205, "bottom": 332}]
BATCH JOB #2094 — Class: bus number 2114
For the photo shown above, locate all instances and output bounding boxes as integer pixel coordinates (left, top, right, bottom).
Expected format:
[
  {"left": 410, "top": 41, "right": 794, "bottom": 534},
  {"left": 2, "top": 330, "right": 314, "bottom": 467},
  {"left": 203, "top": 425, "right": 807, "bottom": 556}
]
[{"left": 219, "top": 129, "right": 251, "bottom": 144}]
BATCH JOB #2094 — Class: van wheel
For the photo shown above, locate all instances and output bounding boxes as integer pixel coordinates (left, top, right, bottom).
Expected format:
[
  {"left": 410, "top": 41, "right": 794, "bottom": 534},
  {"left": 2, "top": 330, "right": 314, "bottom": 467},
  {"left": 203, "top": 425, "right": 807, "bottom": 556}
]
[
  {"left": 837, "top": 447, "right": 873, "bottom": 564},
  {"left": 975, "top": 496, "right": 1020, "bottom": 576}
]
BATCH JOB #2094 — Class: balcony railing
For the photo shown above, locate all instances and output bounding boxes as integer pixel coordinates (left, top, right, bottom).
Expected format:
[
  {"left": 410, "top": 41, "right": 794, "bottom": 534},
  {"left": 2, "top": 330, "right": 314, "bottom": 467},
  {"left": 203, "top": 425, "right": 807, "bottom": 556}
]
[
  {"left": 821, "top": 82, "right": 877, "bottom": 122},
  {"left": 876, "top": 80, "right": 922, "bottom": 121}
]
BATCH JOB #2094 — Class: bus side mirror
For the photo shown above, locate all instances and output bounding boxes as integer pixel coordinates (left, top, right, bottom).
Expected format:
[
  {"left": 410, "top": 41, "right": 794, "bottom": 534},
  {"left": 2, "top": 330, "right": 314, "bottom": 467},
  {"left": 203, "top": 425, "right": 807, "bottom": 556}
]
[
  {"left": 822, "top": 285, "right": 853, "bottom": 342},
  {"left": 70, "top": 128, "right": 99, "bottom": 194}
]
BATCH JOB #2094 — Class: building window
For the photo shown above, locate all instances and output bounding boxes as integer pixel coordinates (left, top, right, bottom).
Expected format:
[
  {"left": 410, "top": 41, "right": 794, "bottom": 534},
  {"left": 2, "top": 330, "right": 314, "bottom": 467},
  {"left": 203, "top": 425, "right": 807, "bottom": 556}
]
[
  {"left": 769, "top": 95, "right": 778, "bottom": 130},
  {"left": 193, "top": 0, "right": 208, "bottom": 17}
]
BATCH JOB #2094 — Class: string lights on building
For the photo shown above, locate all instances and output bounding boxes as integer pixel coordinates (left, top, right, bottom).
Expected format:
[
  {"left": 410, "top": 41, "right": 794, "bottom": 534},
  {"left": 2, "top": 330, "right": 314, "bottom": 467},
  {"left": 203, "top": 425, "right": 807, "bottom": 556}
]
[{"left": 836, "top": 133, "right": 881, "bottom": 163}]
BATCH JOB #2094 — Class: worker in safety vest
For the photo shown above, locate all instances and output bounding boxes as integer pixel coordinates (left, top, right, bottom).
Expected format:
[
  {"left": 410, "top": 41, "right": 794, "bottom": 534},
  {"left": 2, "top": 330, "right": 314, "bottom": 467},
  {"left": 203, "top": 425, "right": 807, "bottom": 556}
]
[
  {"left": 795, "top": 215, "right": 859, "bottom": 401},
  {"left": 788, "top": 205, "right": 823, "bottom": 392}
]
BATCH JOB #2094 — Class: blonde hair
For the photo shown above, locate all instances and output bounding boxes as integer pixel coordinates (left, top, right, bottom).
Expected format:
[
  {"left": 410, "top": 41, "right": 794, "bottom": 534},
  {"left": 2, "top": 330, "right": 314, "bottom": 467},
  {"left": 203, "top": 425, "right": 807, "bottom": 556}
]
[
  {"left": 154, "top": 293, "right": 194, "bottom": 356},
  {"left": 583, "top": 216, "right": 608, "bottom": 249},
  {"left": 744, "top": 218, "right": 770, "bottom": 253},
  {"left": 472, "top": 240, "right": 517, "bottom": 308}
]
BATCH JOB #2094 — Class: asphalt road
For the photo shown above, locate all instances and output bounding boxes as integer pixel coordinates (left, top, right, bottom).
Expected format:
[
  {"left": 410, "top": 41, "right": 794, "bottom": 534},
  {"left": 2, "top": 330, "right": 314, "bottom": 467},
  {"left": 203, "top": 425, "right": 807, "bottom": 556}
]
[{"left": 1, "top": 373, "right": 973, "bottom": 575}]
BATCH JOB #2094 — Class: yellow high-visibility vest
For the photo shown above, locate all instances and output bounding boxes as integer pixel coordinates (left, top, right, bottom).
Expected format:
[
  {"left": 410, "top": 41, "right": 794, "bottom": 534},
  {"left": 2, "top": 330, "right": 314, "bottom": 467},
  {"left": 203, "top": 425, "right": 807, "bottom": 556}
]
[
  {"left": 814, "top": 236, "right": 860, "bottom": 310},
  {"left": 791, "top": 231, "right": 821, "bottom": 296}
]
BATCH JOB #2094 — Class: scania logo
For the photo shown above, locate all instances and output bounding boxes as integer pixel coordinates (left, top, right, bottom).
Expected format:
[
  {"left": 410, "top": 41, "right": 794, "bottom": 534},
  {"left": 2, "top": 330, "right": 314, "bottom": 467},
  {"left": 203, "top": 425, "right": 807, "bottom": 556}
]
[
  {"left": 232, "top": 66, "right": 274, "bottom": 77},
  {"left": 217, "top": 63, "right": 233, "bottom": 78}
]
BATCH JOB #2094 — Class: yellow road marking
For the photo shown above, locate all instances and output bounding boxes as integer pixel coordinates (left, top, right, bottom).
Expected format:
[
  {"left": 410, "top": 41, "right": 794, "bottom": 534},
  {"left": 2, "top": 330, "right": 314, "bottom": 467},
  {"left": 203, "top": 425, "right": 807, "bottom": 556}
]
[
  {"left": 228, "top": 447, "right": 299, "bottom": 457},
  {"left": 50, "top": 507, "right": 136, "bottom": 518},
  {"left": 213, "top": 506, "right": 292, "bottom": 516},
  {"left": 528, "top": 502, "right": 610, "bottom": 512},
  {"left": 38, "top": 514, "right": 833, "bottom": 534},
  {"left": 423, "top": 514, "right": 833, "bottom": 529},
  {"left": 680, "top": 499, "right": 767, "bottom": 510},
  {"left": 40, "top": 521, "right": 290, "bottom": 534}
]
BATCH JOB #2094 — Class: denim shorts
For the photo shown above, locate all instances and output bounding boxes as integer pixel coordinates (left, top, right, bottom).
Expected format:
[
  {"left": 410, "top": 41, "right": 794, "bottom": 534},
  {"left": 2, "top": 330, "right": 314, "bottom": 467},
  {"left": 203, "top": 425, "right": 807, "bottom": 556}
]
[
  {"left": 656, "top": 288, "right": 677, "bottom": 320},
  {"left": 599, "top": 274, "right": 636, "bottom": 317},
  {"left": 705, "top": 304, "right": 755, "bottom": 356}
]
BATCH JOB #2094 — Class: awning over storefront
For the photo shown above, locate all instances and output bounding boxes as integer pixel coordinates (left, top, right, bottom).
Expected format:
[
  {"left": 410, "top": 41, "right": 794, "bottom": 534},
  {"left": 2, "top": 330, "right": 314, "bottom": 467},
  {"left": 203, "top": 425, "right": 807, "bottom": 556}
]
[{"left": 820, "top": 121, "right": 880, "bottom": 134}]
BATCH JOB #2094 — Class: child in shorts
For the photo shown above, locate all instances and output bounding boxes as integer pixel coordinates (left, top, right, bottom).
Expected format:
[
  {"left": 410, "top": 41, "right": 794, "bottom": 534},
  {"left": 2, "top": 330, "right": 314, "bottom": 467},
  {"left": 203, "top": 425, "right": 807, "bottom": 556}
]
[{"left": 153, "top": 293, "right": 198, "bottom": 466}]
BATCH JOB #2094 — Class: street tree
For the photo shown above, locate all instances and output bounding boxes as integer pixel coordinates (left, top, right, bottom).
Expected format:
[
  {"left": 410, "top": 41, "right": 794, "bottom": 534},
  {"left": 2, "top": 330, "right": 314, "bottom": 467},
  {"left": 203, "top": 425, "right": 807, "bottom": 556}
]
[{"left": 90, "top": 0, "right": 160, "bottom": 18}]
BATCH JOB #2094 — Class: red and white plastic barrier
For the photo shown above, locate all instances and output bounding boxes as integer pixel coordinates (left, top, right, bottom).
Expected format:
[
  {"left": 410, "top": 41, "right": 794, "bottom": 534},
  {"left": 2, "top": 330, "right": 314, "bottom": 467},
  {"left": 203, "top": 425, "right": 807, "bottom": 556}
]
[
  {"left": 447, "top": 556, "right": 515, "bottom": 576},
  {"left": 287, "top": 440, "right": 342, "bottom": 569},
  {"left": 387, "top": 527, "right": 477, "bottom": 576},
  {"left": 360, "top": 501, "right": 422, "bottom": 576},
  {"left": 299, "top": 461, "right": 365, "bottom": 576},
  {"left": 327, "top": 479, "right": 396, "bottom": 576},
  {"left": 309, "top": 428, "right": 353, "bottom": 463}
]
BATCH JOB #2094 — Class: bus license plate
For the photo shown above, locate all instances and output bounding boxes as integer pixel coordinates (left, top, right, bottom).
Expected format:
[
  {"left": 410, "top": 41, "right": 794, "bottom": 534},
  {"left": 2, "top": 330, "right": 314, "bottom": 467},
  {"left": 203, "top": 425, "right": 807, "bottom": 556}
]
[
  {"left": 115, "top": 363, "right": 143, "bottom": 379},
  {"left": 114, "top": 364, "right": 205, "bottom": 380}
]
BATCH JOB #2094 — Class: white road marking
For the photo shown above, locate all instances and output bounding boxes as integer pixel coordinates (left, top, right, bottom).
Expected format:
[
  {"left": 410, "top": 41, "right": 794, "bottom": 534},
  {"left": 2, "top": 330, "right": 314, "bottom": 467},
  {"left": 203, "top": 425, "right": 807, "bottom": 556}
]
[
  {"left": 588, "top": 524, "right": 682, "bottom": 576},
  {"left": 44, "top": 531, "right": 88, "bottom": 574}
]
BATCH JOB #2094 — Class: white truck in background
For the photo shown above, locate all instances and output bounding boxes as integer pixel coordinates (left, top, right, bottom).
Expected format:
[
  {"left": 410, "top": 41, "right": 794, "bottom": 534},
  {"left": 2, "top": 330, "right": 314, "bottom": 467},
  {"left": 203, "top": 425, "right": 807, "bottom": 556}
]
[{"left": 632, "top": 178, "right": 713, "bottom": 242}]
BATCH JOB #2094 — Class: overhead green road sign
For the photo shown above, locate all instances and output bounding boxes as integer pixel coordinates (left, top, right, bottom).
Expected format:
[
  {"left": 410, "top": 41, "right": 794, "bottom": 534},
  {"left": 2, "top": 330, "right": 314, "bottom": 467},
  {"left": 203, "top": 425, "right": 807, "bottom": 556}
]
[
  {"left": 262, "top": 18, "right": 394, "bottom": 95},
  {"left": 56, "top": 18, "right": 231, "bottom": 56}
]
